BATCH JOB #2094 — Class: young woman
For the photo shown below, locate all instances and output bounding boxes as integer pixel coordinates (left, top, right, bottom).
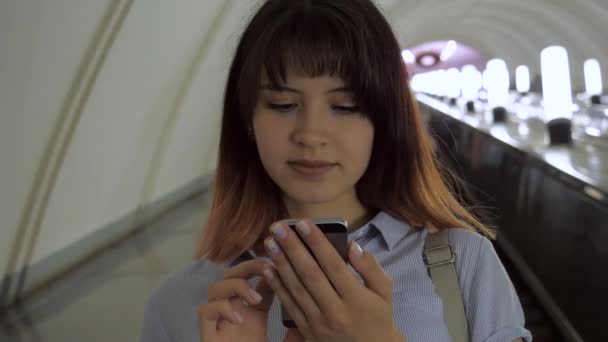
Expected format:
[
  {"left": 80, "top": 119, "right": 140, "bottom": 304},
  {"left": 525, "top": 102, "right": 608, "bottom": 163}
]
[{"left": 141, "top": 0, "right": 532, "bottom": 341}]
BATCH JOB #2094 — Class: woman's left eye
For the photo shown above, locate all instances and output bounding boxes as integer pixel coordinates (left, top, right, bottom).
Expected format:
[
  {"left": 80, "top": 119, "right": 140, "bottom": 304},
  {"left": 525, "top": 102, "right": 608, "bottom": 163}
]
[{"left": 333, "top": 105, "right": 360, "bottom": 113}]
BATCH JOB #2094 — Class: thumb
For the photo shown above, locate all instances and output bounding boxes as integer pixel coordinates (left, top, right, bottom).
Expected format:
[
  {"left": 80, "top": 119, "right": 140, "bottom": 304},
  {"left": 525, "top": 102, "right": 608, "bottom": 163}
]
[
  {"left": 348, "top": 240, "right": 393, "bottom": 302},
  {"left": 283, "top": 328, "right": 305, "bottom": 342}
]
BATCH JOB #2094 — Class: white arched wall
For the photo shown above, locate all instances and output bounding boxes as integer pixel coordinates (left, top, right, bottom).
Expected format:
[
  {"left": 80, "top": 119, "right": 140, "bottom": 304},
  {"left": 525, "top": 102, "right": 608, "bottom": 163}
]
[
  {"left": 1, "top": 0, "right": 118, "bottom": 300},
  {"left": 2, "top": 0, "right": 607, "bottom": 306},
  {"left": 0, "top": 0, "right": 259, "bottom": 304},
  {"left": 28, "top": 0, "right": 226, "bottom": 272}
]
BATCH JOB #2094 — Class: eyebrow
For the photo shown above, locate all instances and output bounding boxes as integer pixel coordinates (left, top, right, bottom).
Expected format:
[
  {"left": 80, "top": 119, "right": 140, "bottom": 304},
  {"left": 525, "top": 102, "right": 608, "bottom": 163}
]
[{"left": 260, "top": 84, "right": 352, "bottom": 94}]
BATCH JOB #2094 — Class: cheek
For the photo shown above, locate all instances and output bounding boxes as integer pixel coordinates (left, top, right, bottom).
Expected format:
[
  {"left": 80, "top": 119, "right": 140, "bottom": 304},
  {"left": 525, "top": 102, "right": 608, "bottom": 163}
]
[
  {"left": 257, "top": 135, "right": 280, "bottom": 164},
  {"left": 356, "top": 139, "right": 374, "bottom": 174},
  {"left": 254, "top": 121, "right": 287, "bottom": 171},
  {"left": 345, "top": 125, "right": 374, "bottom": 170}
]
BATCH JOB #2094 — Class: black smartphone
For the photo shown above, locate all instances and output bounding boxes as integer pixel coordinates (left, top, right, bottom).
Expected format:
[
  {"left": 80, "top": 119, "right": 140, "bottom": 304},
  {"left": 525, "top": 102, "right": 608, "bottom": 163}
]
[{"left": 280, "top": 218, "right": 348, "bottom": 328}]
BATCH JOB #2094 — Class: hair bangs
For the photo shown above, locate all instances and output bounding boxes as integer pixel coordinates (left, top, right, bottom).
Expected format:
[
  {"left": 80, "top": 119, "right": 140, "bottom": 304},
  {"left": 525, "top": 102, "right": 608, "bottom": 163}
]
[{"left": 262, "top": 8, "right": 360, "bottom": 95}]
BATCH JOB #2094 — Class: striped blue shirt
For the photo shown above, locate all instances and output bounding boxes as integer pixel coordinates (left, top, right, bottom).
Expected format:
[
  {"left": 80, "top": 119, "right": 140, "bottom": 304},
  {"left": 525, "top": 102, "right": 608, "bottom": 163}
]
[{"left": 141, "top": 211, "right": 532, "bottom": 341}]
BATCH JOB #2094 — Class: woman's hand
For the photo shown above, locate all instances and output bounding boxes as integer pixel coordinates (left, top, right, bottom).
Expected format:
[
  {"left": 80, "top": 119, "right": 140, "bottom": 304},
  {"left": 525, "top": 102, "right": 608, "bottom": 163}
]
[
  {"left": 262, "top": 220, "right": 406, "bottom": 342},
  {"left": 198, "top": 259, "right": 275, "bottom": 342}
]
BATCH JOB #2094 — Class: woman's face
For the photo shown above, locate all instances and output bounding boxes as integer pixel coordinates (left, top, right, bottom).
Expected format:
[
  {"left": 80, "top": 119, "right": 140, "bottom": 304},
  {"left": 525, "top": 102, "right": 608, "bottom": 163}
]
[{"left": 252, "top": 71, "right": 374, "bottom": 206}]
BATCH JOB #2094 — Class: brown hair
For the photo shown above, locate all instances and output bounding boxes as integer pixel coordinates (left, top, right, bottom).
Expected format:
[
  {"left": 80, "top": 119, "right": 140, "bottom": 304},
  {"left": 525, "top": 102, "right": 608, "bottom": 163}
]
[{"left": 195, "top": 0, "right": 494, "bottom": 263}]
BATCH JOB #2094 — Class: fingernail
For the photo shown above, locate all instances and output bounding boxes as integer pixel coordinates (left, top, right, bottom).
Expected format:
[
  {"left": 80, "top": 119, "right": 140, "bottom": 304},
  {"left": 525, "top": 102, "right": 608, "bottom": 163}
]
[
  {"left": 295, "top": 220, "right": 310, "bottom": 235},
  {"left": 263, "top": 267, "right": 274, "bottom": 281},
  {"left": 270, "top": 223, "right": 287, "bottom": 239},
  {"left": 233, "top": 311, "right": 243, "bottom": 324},
  {"left": 264, "top": 238, "right": 280, "bottom": 255},
  {"left": 249, "top": 289, "right": 263, "bottom": 304},
  {"left": 351, "top": 241, "right": 363, "bottom": 258},
  {"left": 241, "top": 299, "right": 249, "bottom": 307}
]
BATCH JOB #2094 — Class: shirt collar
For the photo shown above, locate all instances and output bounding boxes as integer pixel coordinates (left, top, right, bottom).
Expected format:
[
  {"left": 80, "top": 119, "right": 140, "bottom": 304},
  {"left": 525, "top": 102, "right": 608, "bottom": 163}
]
[{"left": 350, "top": 211, "right": 413, "bottom": 250}]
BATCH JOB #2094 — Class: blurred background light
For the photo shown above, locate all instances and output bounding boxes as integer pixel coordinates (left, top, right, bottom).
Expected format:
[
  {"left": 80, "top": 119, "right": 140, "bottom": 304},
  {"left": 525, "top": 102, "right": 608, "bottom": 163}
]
[
  {"left": 402, "top": 49, "right": 415, "bottom": 64},
  {"left": 516, "top": 65, "right": 531, "bottom": 93},
  {"left": 461, "top": 65, "right": 482, "bottom": 101},
  {"left": 440, "top": 40, "right": 458, "bottom": 62},
  {"left": 541, "top": 46, "right": 573, "bottom": 120},
  {"left": 486, "top": 58, "right": 510, "bottom": 107},
  {"left": 584, "top": 58, "right": 603, "bottom": 96},
  {"left": 419, "top": 53, "right": 439, "bottom": 67},
  {"left": 446, "top": 68, "right": 462, "bottom": 98}
]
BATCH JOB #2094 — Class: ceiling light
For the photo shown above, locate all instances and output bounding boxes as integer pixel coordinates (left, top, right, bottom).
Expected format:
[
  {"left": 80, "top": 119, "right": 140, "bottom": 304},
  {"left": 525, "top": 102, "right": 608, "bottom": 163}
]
[
  {"left": 541, "top": 46, "right": 573, "bottom": 121},
  {"left": 401, "top": 50, "right": 415, "bottom": 64},
  {"left": 440, "top": 40, "right": 458, "bottom": 61},
  {"left": 516, "top": 65, "right": 530, "bottom": 93}
]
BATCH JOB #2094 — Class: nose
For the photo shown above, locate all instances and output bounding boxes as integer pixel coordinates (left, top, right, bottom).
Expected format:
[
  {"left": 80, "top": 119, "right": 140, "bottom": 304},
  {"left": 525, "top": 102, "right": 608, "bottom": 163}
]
[{"left": 291, "top": 108, "right": 329, "bottom": 148}]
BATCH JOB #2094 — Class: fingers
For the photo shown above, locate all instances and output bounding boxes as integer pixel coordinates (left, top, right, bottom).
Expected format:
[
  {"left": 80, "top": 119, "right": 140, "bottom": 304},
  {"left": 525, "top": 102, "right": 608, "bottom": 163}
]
[
  {"left": 267, "top": 221, "right": 347, "bottom": 315},
  {"left": 253, "top": 275, "right": 275, "bottom": 311},
  {"left": 223, "top": 258, "right": 269, "bottom": 279},
  {"left": 200, "top": 259, "right": 273, "bottom": 339},
  {"left": 289, "top": 220, "right": 356, "bottom": 296},
  {"left": 199, "top": 299, "right": 243, "bottom": 323},
  {"left": 347, "top": 240, "right": 393, "bottom": 302},
  {"left": 283, "top": 328, "right": 306, "bottom": 342},
  {"left": 263, "top": 236, "right": 322, "bottom": 320},
  {"left": 207, "top": 258, "right": 271, "bottom": 308},
  {"left": 208, "top": 278, "right": 264, "bottom": 306},
  {"left": 198, "top": 298, "right": 243, "bottom": 338},
  {"left": 262, "top": 266, "right": 311, "bottom": 333}
]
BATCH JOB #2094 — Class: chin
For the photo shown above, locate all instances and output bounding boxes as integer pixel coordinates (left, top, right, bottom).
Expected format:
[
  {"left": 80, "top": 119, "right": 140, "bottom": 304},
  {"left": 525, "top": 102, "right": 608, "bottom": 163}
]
[{"left": 283, "top": 187, "right": 337, "bottom": 205}]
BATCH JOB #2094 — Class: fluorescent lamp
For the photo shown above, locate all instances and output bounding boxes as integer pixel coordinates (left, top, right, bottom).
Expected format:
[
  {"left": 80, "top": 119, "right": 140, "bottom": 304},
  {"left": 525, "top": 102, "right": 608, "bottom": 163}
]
[
  {"left": 481, "top": 69, "right": 489, "bottom": 91},
  {"left": 584, "top": 58, "right": 603, "bottom": 96},
  {"left": 437, "top": 70, "right": 448, "bottom": 96},
  {"left": 541, "top": 46, "right": 573, "bottom": 120},
  {"left": 461, "top": 65, "right": 482, "bottom": 101},
  {"left": 516, "top": 65, "right": 530, "bottom": 93},
  {"left": 486, "top": 59, "right": 510, "bottom": 107},
  {"left": 446, "top": 68, "right": 461, "bottom": 98},
  {"left": 412, "top": 71, "right": 445, "bottom": 96}
]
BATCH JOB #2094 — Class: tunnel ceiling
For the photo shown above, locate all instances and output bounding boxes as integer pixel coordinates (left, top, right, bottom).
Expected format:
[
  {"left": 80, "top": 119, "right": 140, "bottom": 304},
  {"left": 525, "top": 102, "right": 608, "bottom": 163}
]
[{"left": 374, "top": 0, "right": 608, "bottom": 90}]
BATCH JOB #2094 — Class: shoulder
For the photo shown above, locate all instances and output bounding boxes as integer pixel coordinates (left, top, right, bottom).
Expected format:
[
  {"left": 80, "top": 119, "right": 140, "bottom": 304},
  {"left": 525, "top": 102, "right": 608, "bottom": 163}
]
[
  {"left": 421, "top": 228, "right": 491, "bottom": 273},
  {"left": 445, "top": 227, "right": 488, "bottom": 251},
  {"left": 423, "top": 228, "right": 498, "bottom": 289},
  {"left": 445, "top": 228, "right": 492, "bottom": 269},
  {"left": 443, "top": 229, "right": 532, "bottom": 342},
  {"left": 442, "top": 228, "right": 506, "bottom": 296}
]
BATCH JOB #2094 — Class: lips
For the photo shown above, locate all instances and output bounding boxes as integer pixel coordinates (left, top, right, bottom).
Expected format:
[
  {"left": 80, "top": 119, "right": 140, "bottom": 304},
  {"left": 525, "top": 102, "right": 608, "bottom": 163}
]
[
  {"left": 288, "top": 160, "right": 337, "bottom": 177},
  {"left": 288, "top": 160, "right": 337, "bottom": 167}
]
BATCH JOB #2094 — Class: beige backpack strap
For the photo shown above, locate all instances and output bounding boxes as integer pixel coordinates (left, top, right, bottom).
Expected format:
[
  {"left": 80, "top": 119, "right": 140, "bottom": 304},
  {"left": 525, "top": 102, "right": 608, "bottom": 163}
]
[{"left": 424, "top": 229, "right": 469, "bottom": 342}]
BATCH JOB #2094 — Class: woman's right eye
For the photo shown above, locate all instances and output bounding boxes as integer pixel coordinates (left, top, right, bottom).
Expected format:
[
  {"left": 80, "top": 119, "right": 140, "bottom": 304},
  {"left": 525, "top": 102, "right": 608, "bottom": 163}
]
[{"left": 266, "top": 103, "right": 296, "bottom": 112}]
